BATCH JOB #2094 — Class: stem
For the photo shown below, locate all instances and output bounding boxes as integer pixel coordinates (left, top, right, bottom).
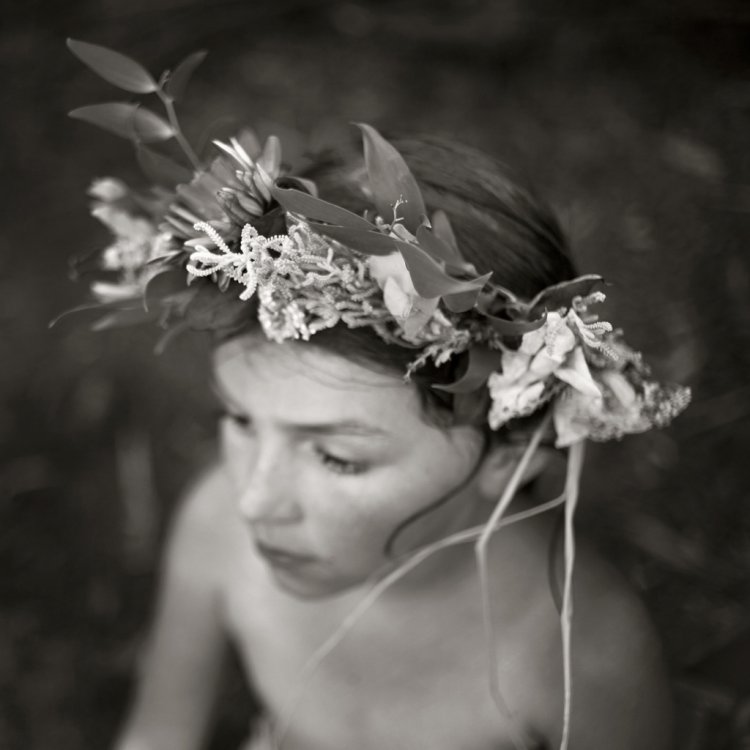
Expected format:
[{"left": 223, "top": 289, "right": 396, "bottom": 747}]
[
  {"left": 156, "top": 90, "right": 202, "bottom": 171},
  {"left": 474, "top": 413, "right": 552, "bottom": 750},
  {"left": 559, "top": 440, "right": 585, "bottom": 750}
]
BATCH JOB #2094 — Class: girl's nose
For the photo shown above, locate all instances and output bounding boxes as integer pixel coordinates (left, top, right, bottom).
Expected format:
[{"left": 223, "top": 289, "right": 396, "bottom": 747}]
[
  {"left": 236, "top": 455, "right": 303, "bottom": 525},
  {"left": 221, "top": 420, "right": 302, "bottom": 524}
]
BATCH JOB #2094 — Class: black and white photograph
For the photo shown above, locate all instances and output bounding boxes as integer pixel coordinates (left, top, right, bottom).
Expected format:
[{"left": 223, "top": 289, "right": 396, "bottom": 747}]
[{"left": 1, "top": 2, "right": 749, "bottom": 748}]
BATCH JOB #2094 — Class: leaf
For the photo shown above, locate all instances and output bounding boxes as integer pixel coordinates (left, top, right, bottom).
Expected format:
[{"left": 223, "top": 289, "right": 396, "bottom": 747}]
[
  {"left": 258, "top": 135, "right": 282, "bottom": 175},
  {"left": 69, "top": 103, "right": 175, "bottom": 143},
  {"left": 181, "top": 284, "right": 249, "bottom": 331},
  {"left": 434, "top": 347, "right": 504, "bottom": 394},
  {"left": 528, "top": 274, "right": 604, "bottom": 316},
  {"left": 136, "top": 144, "right": 193, "bottom": 186},
  {"left": 271, "top": 184, "right": 376, "bottom": 232},
  {"left": 306, "top": 222, "right": 396, "bottom": 256},
  {"left": 431, "top": 210, "right": 460, "bottom": 255},
  {"left": 415, "top": 224, "right": 460, "bottom": 264},
  {"left": 394, "top": 240, "right": 491, "bottom": 298},
  {"left": 67, "top": 38, "right": 157, "bottom": 93},
  {"left": 234, "top": 129, "right": 262, "bottom": 160},
  {"left": 143, "top": 267, "right": 188, "bottom": 312},
  {"left": 357, "top": 123, "right": 426, "bottom": 233},
  {"left": 164, "top": 49, "right": 207, "bottom": 100},
  {"left": 484, "top": 311, "right": 546, "bottom": 336},
  {"left": 443, "top": 288, "right": 482, "bottom": 313}
]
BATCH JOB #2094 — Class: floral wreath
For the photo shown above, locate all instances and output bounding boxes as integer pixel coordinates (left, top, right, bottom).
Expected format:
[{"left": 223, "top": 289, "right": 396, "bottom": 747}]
[
  {"left": 64, "top": 40, "right": 691, "bottom": 750},
  {"left": 65, "top": 40, "right": 689, "bottom": 449}
]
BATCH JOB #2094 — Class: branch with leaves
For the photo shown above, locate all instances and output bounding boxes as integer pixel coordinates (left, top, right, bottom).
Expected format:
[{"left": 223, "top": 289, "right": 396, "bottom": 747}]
[{"left": 67, "top": 39, "right": 206, "bottom": 175}]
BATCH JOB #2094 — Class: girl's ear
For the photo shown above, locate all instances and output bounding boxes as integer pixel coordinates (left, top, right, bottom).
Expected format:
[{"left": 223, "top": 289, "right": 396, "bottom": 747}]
[{"left": 476, "top": 442, "right": 552, "bottom": 500}]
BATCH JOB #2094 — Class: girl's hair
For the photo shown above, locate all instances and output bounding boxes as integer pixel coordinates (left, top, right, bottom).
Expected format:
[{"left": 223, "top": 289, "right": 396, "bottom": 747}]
[{"left": 227, "top": 135, "right": 577, "bottom": 428}]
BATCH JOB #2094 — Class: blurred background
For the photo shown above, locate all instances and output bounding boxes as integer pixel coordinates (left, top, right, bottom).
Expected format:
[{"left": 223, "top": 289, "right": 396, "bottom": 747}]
[{"left": 2, "top": 0, "right": 750, "bottom": 748}]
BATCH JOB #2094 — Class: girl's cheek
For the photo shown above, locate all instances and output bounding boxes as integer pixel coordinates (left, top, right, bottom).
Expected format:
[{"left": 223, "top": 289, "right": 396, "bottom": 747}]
[{"left": 220, "top": 420, "right": 256, "bottom": 489}]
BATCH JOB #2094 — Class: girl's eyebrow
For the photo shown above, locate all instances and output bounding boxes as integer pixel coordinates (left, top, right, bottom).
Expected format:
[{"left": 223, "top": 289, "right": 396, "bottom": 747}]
[
  {"left": 287, "top": 420, "right": 389, "bottom": 438},
  {"left": 210, "top": 378, "right": 390, "bottom": 438}
]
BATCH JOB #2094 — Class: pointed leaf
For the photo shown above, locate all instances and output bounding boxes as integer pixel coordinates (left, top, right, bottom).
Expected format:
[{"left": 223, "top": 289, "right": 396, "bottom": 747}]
[
  {"left": 357, "top": 123, "right": 426, "bottom": 232},
  {"left": 415, "top": 223, "right": 461, "bottom": 264},
  {"left": 443, "top": 287, "right": 482, "bottom": 313},
  {"left": 484, "top": 311, "right": 546, "bottom": 336},
  {"left": 164, "top": 49, "right": 207, "bottom": 100},
  {"left": 528, "top": 274, "right": 604, "bottom": 315},
  {"left": 431, "top": 210, "right": 460, "bottom": 255},
  {"left": 136, "top": 144, "right": 192, "bottom": 186},
  {"left": 70, "top": 103, "right": 175, "bottom": 143},
  {"left": 130, "top": 107, "right": 177, "bottom": 143},
  {"left": 282, "top": 176, "right": 318, "bottom": 196},
  {"left": 67, "top": 38, "right": 157, "bottom": 93},
  {"left": 394, "top": 240, "right": 490, "bottom": 298},
  {"left": 234, "top": 129, "right": 262, "bottom": 160},
  {"left": 434, "top": 347, "right": 504, "bottom": 394},
  {"left": 258, "top": 135, "right": 282, "bottom": 175},
  {"left": 271, "top": 184, "right": 376, "bottom": 232},
  {"left": 144, "top": 267, "right": 187, "bottom": 312},
  {"left": 306, "top": 223, "right": 396, "bottom": 256}
]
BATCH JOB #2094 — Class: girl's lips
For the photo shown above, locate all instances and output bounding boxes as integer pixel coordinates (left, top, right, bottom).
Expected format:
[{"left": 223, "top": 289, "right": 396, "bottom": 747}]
[{"left": 254, "top": 541, "right": 317, "bottom": 568}]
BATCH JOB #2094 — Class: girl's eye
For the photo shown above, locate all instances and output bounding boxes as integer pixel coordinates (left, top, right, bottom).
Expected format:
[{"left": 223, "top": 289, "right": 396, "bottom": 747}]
[
  {"left": 220, "top": 410, "right": 252, "bottom": 430},
  {"left": 316, "top": 448, "right": 365, "bottom": 476}
]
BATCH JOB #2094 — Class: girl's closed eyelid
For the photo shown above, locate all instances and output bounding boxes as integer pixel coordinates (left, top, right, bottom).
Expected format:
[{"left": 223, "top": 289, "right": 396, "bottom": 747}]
[
  {"left": 315, "top": 447, "right": 367, "bottom": 476},
  {"left": 219, "top": 410, "right": 252, "bottom": 428}
]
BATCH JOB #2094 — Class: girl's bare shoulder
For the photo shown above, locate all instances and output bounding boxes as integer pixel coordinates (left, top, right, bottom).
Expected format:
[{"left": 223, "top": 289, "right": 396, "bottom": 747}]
[
  {"left": 164, "top": 462, "right": 241, "bottom": 585},
  {"left": 508, "top": 519, "right": 674, "bottom": 749}
]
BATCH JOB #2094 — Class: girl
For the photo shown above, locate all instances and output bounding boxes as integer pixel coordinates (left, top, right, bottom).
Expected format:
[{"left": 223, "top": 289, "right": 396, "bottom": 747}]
[{"left": 67, "top": 44, "right": 689, "bottom": 748}]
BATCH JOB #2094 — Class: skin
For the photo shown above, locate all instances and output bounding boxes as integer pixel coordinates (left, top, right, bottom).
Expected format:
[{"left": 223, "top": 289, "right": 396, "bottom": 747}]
[{"left": 115, "top": 336, "right": 674, "bottom": 750}]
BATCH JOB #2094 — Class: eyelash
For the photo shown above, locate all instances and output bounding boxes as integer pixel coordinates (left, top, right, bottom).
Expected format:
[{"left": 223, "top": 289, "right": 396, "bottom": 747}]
[
  {"left": 219, "top": 411, "right": 365, "bottom": 476},
  {"left": 222, "top": 410, "right": 251, "bottom": 428},
  {"left": 315, "top": 448, "right": 365, "bottom": 476}
]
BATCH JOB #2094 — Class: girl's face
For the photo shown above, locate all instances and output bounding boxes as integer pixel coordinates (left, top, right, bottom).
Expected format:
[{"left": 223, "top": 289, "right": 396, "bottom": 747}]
[{"left": 213, "top": 335, "right": 488, "bottom": 598}]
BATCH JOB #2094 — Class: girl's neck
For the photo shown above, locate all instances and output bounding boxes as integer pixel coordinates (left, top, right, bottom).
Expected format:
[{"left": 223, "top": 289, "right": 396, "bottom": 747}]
[{"left": 371, "top": 486, "right": 540, "bottom": 603}]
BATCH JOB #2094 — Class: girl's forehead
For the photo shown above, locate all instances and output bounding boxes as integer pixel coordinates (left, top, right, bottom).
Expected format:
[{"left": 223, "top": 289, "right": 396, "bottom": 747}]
[{"left": 212, "top": 336, "right": 424, "bottom": 430}]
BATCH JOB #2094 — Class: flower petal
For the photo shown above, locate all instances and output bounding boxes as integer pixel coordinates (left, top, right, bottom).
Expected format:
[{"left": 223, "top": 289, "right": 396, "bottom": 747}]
[{"left": 555, "top": 347, "right": 602, "bottom": 398}]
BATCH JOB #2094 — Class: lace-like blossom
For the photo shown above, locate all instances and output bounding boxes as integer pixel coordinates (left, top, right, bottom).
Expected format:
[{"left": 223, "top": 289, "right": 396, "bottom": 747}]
[
  {"left": 187, "top": 221, "right": 393, "bottom": 342},
  {"left": 553, "top": 371, "right": 692, "bottom": 447}
]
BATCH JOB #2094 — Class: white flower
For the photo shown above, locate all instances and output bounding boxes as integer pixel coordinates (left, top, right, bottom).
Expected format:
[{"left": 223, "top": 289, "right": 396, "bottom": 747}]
[
  {"left": 486, "top": 311, "right": 603, "bottom": 431},
  {"left": 91, "top": 281, "right": 141, "bottom": 302},
  {"left": 553, "top": 388, "right": 596, "bottom": 447},
  {"left": 598, "top": 370, "right": 636, "bottom": 407},
  {"left": 368, "top": 251, "right": 439, "bottom": 336},
  {"left": 553, "top": 347, "right": 601, "bottom": 398},
  {"left": 88, "top": 177, "right": 127, "bottom": 202},
  {"left": 91, "top": 204, "right": 154, "bottom": 243},
  {"left": 369, "top": 251, "right": 417, "bottom": 298},
  {"left": 488, "top": 377, "right": 546, "bottom": 430}
]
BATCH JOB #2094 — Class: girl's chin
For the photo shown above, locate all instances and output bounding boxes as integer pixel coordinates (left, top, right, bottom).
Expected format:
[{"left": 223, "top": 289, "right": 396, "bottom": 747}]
[{"left": 266, "top": 563, "right": 365, "bottom": 600}]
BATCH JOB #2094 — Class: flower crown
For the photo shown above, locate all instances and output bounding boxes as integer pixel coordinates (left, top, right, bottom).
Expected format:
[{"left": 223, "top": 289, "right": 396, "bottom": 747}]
[{"left": 65, "top": 40, "right": 690, "bottom": 448}]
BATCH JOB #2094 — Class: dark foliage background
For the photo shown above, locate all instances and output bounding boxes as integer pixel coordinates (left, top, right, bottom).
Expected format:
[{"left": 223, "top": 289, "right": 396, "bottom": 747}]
[{"left": 2, "top": 1, "right": 750, "bottom": 748}]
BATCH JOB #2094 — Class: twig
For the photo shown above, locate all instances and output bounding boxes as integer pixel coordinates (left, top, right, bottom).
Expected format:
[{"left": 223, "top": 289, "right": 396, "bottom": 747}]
[
  {"left": 474, "top": 413, "right": 552, "bottom": 750},
  {"left": 156, "top": 89, "right": 202, "bottom": 171},
  {"left": 559, "top": 441, "right": 585, "bottom": 750}
]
